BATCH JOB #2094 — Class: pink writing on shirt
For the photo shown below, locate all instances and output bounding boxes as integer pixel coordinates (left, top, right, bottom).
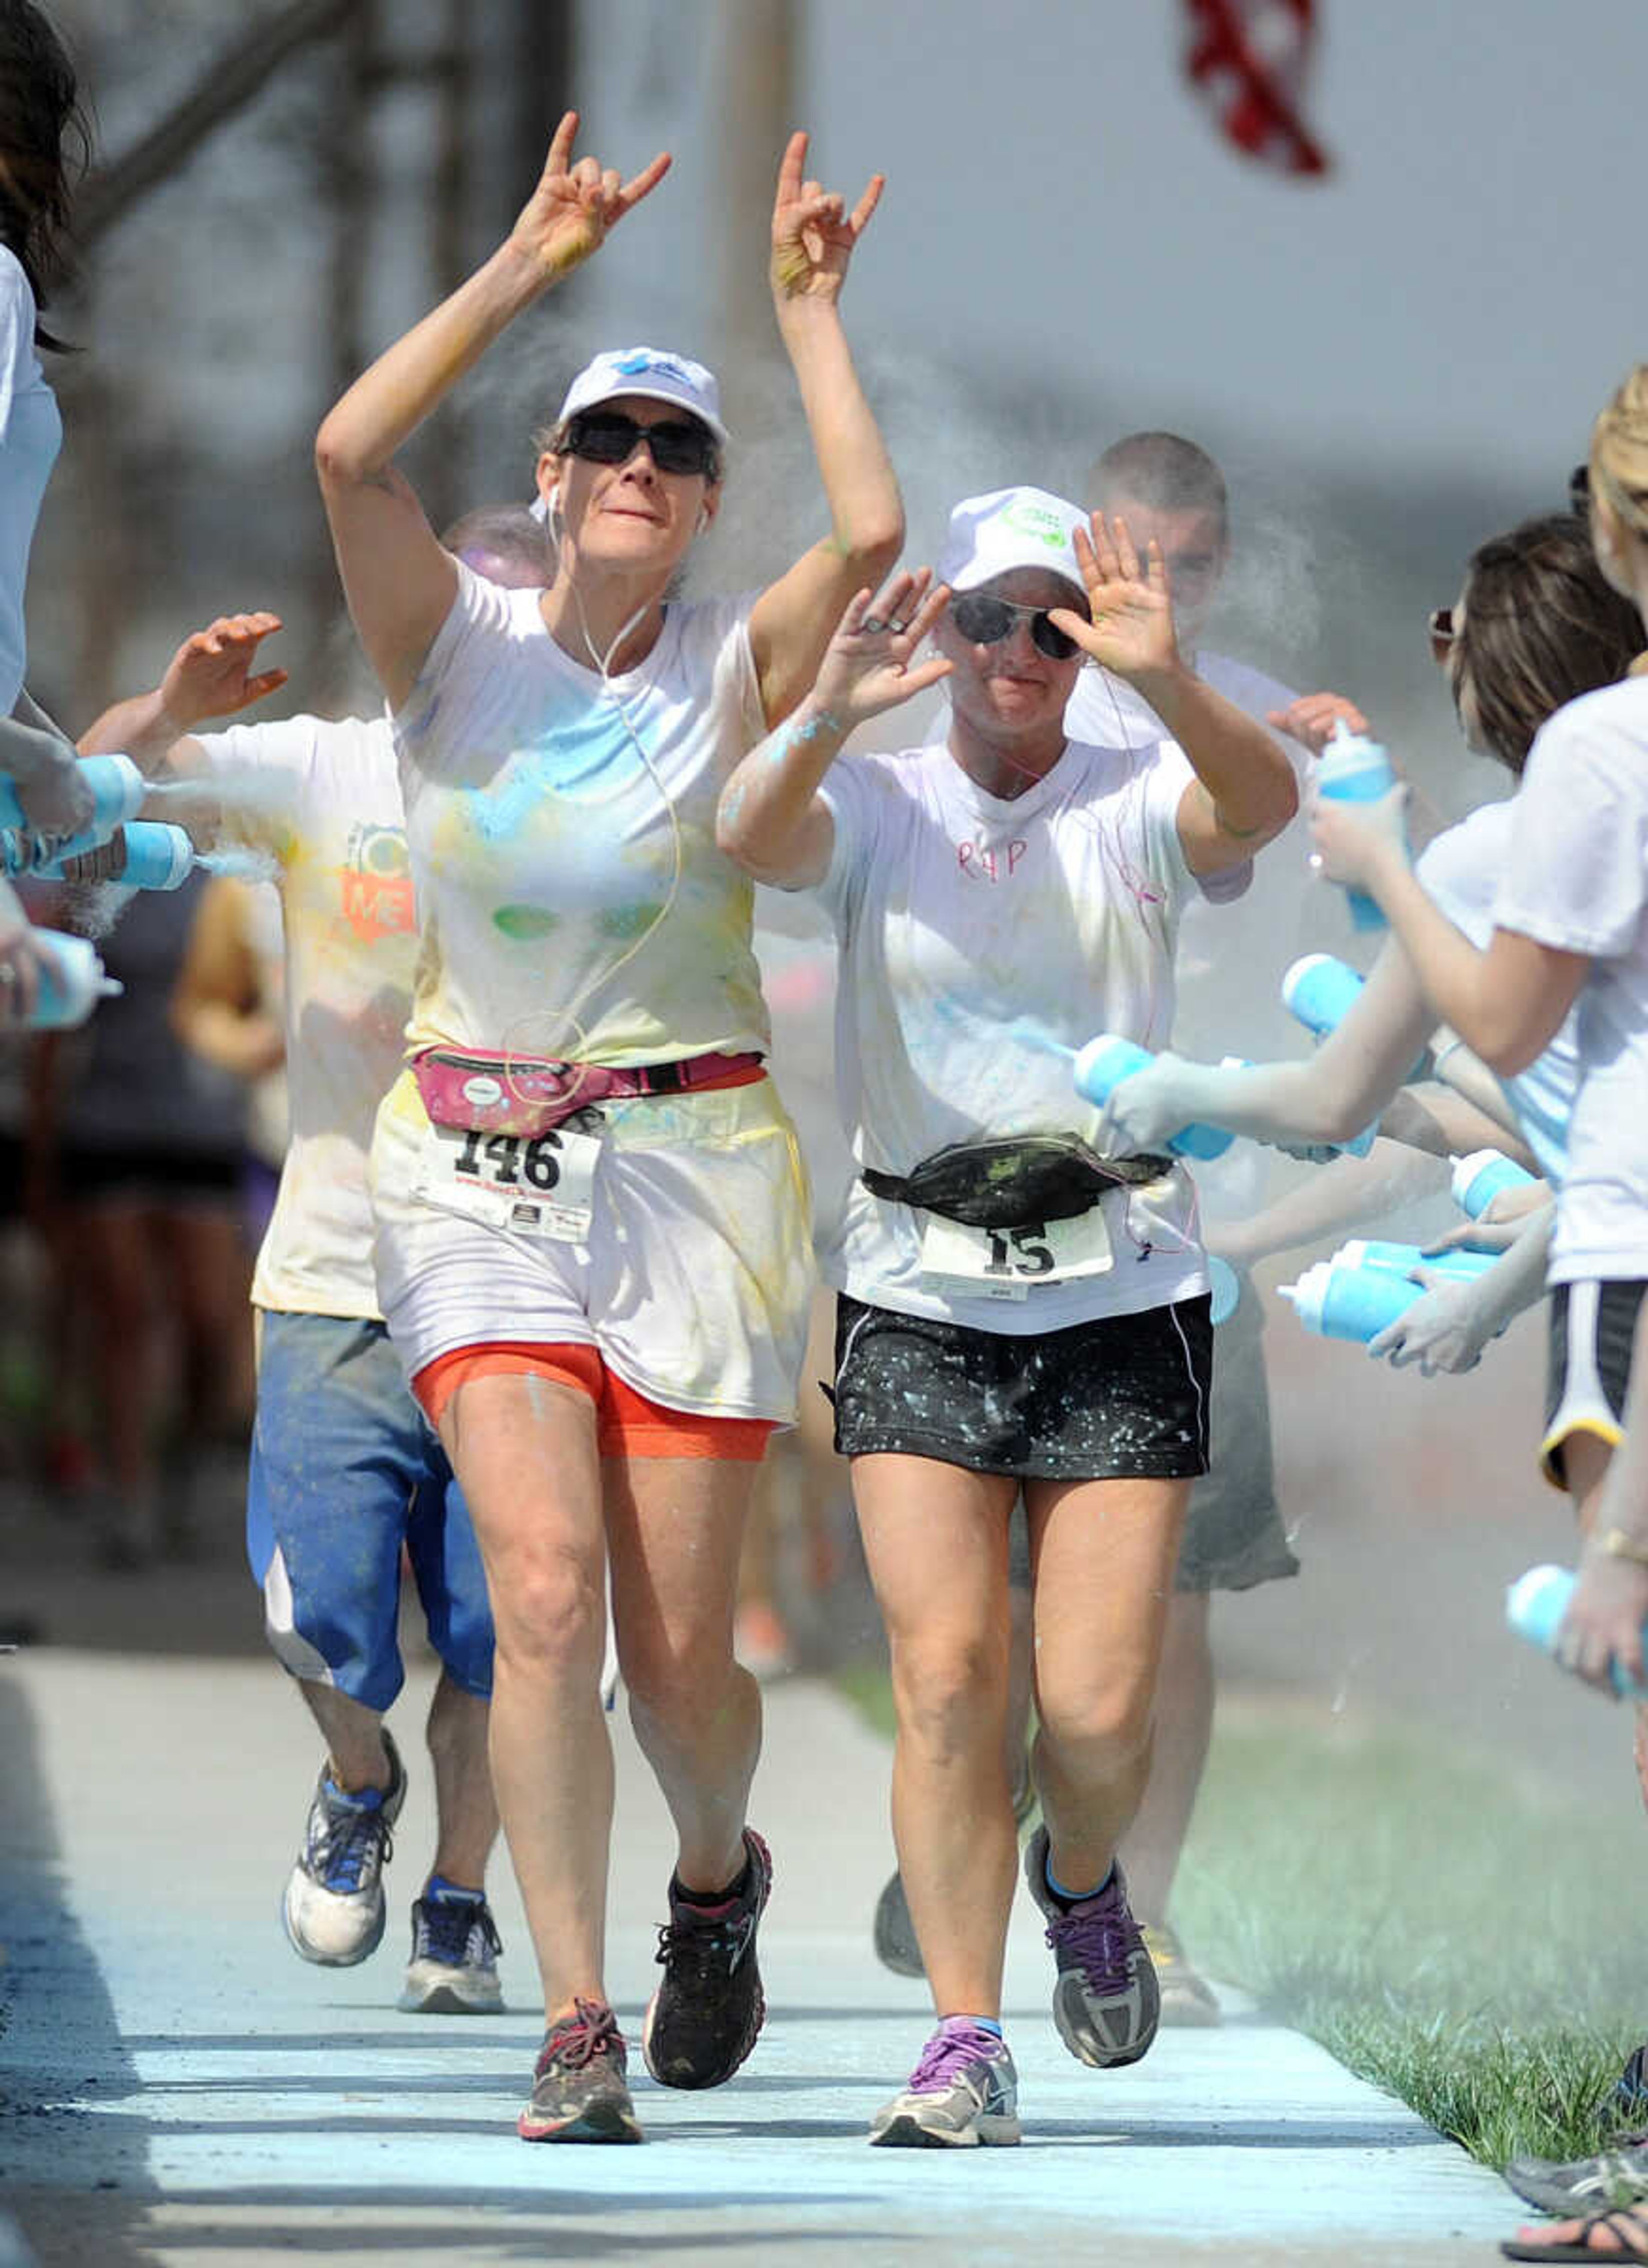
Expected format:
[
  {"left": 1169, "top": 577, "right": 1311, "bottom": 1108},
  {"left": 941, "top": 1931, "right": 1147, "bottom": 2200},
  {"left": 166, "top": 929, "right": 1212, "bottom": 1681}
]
[{"left": 957, "top": 837, "right": 1028, "bottom": 883}]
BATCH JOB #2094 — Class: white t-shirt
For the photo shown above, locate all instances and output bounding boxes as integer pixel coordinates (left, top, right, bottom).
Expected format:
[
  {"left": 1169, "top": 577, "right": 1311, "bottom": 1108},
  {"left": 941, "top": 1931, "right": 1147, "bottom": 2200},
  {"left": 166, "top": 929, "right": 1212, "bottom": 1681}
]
[
  {"left": 812, "top": 735, "right": 1209, "bottom": 1332},
  {"left": 1414, "top": 798, "right": 1576, "bottom": 1186},
  {"left": 1069, "top": 648, "right": 1317, "bottom": 1067},
  {"left": 0, "top": 248, "right": 61, "bottom": 717},
  {"left": 1494, "top": 678, "right": 1648, "bottom": 1282},
  {"left": 391, "top": 565, "right": 770, "bottom": 1066},
  {"left": 193, "top": 714, "right": 415, "bottom": 1318}
]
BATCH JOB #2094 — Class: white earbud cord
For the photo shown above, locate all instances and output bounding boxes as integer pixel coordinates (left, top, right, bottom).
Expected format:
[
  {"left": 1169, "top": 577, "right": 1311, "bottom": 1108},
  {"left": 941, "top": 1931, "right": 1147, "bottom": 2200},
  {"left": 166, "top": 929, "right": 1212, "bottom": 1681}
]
[{"left": 498, "top": 548, "right": 684, "bottom": 1114}]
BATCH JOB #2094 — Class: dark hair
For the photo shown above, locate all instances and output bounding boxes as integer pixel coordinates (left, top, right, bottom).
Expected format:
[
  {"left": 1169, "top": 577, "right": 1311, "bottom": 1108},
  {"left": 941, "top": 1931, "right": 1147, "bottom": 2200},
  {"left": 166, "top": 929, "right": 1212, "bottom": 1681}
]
[
  {"left": 0, "top": 1, "right": 90, "bottom": 351},
  {"left": 1085, "top": 431, "right": 1227, "bottom": 540},
  {"left": 1456, "top": 513, "right": 1643, "bottom": 773},
  {"left": 440, "top": 503, "right": 554, "bottom": 582}
]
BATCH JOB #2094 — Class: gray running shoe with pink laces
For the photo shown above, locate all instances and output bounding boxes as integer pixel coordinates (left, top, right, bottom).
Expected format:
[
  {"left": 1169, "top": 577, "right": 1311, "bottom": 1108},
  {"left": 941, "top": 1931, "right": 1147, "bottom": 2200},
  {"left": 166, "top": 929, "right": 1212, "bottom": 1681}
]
[
  {"left": 1023, "top": 1826, "right": 1159, "bottom": 2068},
  {"left": 869, "top": 2020, "right": 1021, "bottom": 2148},
  {"left": 518, "top": 1998, "right": 640, "bottom": 2143}
]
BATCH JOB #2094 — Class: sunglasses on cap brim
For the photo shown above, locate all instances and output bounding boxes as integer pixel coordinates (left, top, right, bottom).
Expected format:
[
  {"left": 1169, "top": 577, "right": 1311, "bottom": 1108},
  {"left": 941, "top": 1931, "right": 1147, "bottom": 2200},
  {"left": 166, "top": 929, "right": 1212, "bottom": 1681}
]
[
  {"left": 564, "top": 410, "right": 719, "bottom": 479},
  {"left": 950, "top": 592, "right": 1084, "bottom": 662}
]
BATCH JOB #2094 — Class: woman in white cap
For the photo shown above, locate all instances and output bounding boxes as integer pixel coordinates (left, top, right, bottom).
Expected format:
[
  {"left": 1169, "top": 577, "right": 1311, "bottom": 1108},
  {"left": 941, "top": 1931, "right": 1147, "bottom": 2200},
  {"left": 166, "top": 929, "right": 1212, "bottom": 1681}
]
[
  {"left": 716, "top": 491, "right": 1296, "bottom": 2145},
  {"left": 315, "top": 112, "right": 902, "bottom": 2144}
]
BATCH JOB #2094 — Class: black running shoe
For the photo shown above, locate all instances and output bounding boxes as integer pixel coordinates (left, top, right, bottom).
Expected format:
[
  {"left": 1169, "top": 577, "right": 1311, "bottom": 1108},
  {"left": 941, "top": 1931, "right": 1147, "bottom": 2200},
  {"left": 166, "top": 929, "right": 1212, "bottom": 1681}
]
[
  {"left": 642, "top": 1828, "right": 772, "bottom": 2089},
  {"left": 518, "top": 1999, "right": 640, "bottom": 2143}
]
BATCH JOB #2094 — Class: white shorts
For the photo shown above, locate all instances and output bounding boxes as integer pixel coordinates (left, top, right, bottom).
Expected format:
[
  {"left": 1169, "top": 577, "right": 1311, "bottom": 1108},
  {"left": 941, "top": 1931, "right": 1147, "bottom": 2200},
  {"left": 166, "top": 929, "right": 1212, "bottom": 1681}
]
[{"left": 370, "top": 1067, "right": 815, "bottom": 1423}]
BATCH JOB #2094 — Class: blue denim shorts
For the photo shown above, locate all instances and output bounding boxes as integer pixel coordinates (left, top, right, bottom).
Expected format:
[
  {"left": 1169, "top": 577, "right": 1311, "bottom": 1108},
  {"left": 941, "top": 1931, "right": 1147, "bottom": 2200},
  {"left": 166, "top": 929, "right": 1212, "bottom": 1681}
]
[{"left": 248, "top": 1310, "right": 493, "bottom": 1710}]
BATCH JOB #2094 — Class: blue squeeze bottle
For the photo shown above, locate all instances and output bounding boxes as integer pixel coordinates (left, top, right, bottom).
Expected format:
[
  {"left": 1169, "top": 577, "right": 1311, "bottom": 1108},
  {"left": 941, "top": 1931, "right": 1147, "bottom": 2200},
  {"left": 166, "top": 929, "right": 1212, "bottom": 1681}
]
[
  {"left": 1451, "top": 1149, "right": 1539, "bottom": 1221},
  {"left": 1278, "top": 1259, "right": 1417, "bottom": 1343},
  {"left": 1334, "top": 1238, "right": 1497, "bottom": 1285},
  {"left": 1314, "top": 723, "right": 1401, "bottom": 933},
  {"left": 0, "top": 752, "right": 147, "bottom": 873},
  {"left": 1281, "top": 953, "right": 1366, "bottom": 1038},
  {"left": 23, "top": 929, "right": 123, "bottom": 1029},
  {"left": 39, "top": 821, "right": 196, "bottom": 892},
  {"left": 1072, "top": 1034, "right": 1233, "bottom": 1161},
  {"left": 1506, "top": 1564, "right": 1648, "bottom": 1699}
]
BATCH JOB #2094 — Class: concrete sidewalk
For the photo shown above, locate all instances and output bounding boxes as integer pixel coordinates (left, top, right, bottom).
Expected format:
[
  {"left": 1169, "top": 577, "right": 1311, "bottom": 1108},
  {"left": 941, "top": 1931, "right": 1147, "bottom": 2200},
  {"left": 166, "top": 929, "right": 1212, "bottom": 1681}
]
[{"left": 1, "top": 1650, "right": 1514, "bottom": 2266}]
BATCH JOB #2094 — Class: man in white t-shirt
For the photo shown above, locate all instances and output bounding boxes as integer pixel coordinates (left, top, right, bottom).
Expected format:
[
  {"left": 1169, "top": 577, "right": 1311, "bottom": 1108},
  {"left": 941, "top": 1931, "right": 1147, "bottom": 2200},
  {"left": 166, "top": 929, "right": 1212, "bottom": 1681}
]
[{"left": 77, "top": 510, "right": 551, "bottom": 2014}]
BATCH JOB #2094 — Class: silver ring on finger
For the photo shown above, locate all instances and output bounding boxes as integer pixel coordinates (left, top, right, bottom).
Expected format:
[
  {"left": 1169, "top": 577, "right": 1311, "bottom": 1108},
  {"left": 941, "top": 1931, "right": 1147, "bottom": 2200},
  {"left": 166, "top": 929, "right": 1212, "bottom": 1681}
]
[{"left": 860, "top": 616, "right": 887, "bottom": 634}]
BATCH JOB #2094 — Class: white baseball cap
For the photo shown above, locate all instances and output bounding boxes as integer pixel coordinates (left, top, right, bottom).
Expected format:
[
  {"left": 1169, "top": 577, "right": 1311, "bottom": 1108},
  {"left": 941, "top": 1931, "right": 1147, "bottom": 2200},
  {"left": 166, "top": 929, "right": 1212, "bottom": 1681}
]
[
  {"left": 557, "top": 347, "right": 729, "bottom": 447},
  {"left": 937, "top": 486, "right": 1088, "bottom": 594}
]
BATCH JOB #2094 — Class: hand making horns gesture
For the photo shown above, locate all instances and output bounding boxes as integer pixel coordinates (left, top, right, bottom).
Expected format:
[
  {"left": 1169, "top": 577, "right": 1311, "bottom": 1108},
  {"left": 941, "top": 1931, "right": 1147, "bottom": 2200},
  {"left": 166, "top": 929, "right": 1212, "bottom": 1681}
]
[
  {"left": 770, "top": 129, "right": 885, "bottom": 308},
  {"left": 1050, "top": 512, "right": 1181, "bottom": 684},
  {"left": 507, "top": 109, "right": 672, "bottom": 287}
]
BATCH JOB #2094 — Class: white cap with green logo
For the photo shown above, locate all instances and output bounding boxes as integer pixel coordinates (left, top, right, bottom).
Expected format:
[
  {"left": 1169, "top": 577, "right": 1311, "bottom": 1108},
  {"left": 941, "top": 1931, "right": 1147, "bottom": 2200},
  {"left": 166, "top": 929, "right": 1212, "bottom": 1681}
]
[{"left": 936, "top": 486, "right": 1088, "bottom": 594}]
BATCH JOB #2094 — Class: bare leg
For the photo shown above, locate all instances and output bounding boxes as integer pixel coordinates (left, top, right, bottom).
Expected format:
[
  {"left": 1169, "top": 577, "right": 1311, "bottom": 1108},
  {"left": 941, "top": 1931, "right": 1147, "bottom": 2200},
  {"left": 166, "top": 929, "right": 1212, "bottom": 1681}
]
[
  {"left": 1027, "top": 1474, "right": 1190, "bottom": 1894},
  {"left": 1117, "top": 1589, "right": 1214, "bottom": 1925},
  {"left": 607, "top": 1455, "right": 762, "bottom": 1893},
  {"left": 1563, "top": 1431, "right": 1645, "bottom": 1808},
  {"left": 1004, "top": 1577, "right": 1034, "bottom": 1791},
  {"left": 426, "top": 1672, "right": 499, "bottom": 1889},
  {"left": 438, "top": 1374, "right": 611, "bottom": 2023},
  {"left": 297, "top": 1678, "right": 394, "bottom": 1793},
  {"left": 855, "top": 1453, "right": 1018, "bottom": 2019}
]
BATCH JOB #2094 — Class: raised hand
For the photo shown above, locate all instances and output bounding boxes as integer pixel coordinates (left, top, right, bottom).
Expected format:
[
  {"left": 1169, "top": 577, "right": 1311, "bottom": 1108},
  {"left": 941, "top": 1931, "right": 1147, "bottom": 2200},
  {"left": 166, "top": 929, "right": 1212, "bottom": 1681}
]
[
  {"left": 810, "top": 571, "right": 951, "bottom": 726},
  {"left": 508, "top": 110, "right": 671, "bottom": 285},
  {"left": 159, "top": 612, "right": 288, "bottom": 731},
  {"left": 1269, "top": 690, "right": 1369, "bottom": 754},
  {"left": 770, "top": 130, "right": 883, "bottom": 307},
  {"left": 1049, "top": 514, "right": 1179, "bottom": 683}
]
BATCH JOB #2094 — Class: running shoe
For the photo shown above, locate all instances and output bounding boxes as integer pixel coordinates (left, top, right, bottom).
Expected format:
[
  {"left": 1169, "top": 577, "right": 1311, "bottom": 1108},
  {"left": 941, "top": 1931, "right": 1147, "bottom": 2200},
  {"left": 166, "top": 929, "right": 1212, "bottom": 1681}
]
[
  {"left": 1023, "top": 1825, "right": 1159, "bottom": 2068},
  {"left": 518, "top": 1999, "right": 641, "bottom": 2143},
  {"left": 1503, "top": 2145, "right": 1648, "bottom": 2217},
  {"left": 1142, "top": 1921, "right": 1222, "bottom": 2028},
  {"left": 398, "top": 1887, "right": 505, "bottom": 2014},
  {"left": 872, "top": 1761, "right": 1037, "bottom": 1980},
  {"left": 642, "top": 1827, "right": 771, "bottom": 2089},
  {"left": 282, "top": 1730, "right": 406, "bottom": 1966},
  {"left": 869, "top": 2020, "right": 1021, "bottom": 2148}
]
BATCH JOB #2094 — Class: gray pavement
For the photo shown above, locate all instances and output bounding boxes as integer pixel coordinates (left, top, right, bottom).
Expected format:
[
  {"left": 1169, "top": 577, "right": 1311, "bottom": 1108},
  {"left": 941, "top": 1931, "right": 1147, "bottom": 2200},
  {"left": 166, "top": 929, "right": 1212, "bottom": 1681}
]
[{"left": 1, "top": 1649, "right": 1516, "bottom": 2266}]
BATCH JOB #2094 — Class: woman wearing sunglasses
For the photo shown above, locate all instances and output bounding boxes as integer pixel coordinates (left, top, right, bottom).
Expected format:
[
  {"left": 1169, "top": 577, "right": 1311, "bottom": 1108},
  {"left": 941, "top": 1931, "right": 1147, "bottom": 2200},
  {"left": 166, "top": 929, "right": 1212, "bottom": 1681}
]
[
  {"left": 315, "top": 112, "right": 902, "bottom": 2144},
  {"left": 716, "top": 486, "right": 1295, "bottom": 2145}
]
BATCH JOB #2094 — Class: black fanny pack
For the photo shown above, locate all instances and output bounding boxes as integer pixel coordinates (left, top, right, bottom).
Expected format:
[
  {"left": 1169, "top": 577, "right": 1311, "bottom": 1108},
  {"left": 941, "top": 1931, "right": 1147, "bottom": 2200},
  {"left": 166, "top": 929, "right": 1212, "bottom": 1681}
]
[{"left": 861, "top": 1132, "right": 1174, "bottom": 1232}]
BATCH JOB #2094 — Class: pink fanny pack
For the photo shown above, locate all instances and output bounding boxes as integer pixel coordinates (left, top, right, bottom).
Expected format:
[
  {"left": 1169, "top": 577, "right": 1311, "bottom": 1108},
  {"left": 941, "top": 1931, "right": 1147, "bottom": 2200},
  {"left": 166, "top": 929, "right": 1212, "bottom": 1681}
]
[{"left": 411, "top": 1046, "right": 766, "bottom": 1138}]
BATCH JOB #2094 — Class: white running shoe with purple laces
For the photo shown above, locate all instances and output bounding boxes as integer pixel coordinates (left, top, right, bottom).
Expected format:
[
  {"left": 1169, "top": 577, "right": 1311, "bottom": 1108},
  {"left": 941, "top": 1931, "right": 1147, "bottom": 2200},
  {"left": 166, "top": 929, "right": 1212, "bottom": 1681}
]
[{"left": 869, "top": 2020, "right": 1020, "bottom": 2148}]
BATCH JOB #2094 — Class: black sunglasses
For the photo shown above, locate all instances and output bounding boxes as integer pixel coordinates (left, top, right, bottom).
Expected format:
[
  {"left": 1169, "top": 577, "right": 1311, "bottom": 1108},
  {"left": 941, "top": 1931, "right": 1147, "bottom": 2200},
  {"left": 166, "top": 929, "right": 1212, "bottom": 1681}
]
[
  {"left": 1428, "top": 606, "right": 1455, "bottom": 664},
  {"left": 951, "top": 592, "right": 1082, "bottom": 661},
  {"left": 1569, "top": 463, "right": 1591, "bottom": 515},
  {"left": 564, "top": 410, "right": 718, "bottom": 479}
]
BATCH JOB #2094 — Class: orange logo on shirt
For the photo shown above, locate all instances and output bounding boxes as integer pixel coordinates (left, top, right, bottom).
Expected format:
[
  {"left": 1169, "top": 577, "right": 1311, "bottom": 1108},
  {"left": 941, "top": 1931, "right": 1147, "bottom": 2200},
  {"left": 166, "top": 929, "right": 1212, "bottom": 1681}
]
[{"left": 341, "top": 824, "right": 415, "bottom": 943}]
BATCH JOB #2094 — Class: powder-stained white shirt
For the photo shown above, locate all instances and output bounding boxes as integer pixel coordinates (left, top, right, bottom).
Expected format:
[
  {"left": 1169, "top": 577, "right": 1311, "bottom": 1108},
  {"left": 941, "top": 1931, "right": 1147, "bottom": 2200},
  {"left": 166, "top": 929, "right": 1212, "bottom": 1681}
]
[
  {"left": 192, "top": 713, "right": 413, "bottom": 1318},
  {"left": 812, "top": 736, "right": 1210, "bottom": 1332},
  {"left": 391, "top": 564, "right": 770, "bottom": 1067},
  {"left": 1495, "top": 678, "right": 1648, "bottom": 1283}
]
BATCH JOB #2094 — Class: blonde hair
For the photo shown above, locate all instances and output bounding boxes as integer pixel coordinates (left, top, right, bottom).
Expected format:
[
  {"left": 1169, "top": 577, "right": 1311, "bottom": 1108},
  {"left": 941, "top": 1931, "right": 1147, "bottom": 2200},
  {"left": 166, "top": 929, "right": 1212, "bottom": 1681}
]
[{"left": 1591, "top": 366, "right": 1648, "bottom": 543}]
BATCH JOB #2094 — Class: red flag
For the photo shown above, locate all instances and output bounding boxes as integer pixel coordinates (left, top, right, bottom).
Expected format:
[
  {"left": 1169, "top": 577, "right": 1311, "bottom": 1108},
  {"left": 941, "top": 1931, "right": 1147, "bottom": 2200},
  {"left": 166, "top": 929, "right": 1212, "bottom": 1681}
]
[{"left": 1183, "top": 0, "right": 1331, "bottom": 178}]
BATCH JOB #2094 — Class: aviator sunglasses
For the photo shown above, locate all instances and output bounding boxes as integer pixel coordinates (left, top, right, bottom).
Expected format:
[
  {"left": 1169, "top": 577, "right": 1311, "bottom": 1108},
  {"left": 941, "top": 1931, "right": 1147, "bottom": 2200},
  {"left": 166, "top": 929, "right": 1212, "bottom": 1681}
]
[
  {"left": 950, "top": 592, "right": 1084, "bottom": 662},
  {"left": 564, "top": 409, "right": 719, "bottom": 479}
]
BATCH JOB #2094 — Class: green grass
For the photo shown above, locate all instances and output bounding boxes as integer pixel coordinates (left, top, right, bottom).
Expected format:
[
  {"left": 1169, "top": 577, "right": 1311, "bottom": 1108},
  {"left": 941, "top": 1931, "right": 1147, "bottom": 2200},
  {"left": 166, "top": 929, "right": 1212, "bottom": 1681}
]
[{"left": 837, "top": 1670, "right": 1644, "bottom": 2168}]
